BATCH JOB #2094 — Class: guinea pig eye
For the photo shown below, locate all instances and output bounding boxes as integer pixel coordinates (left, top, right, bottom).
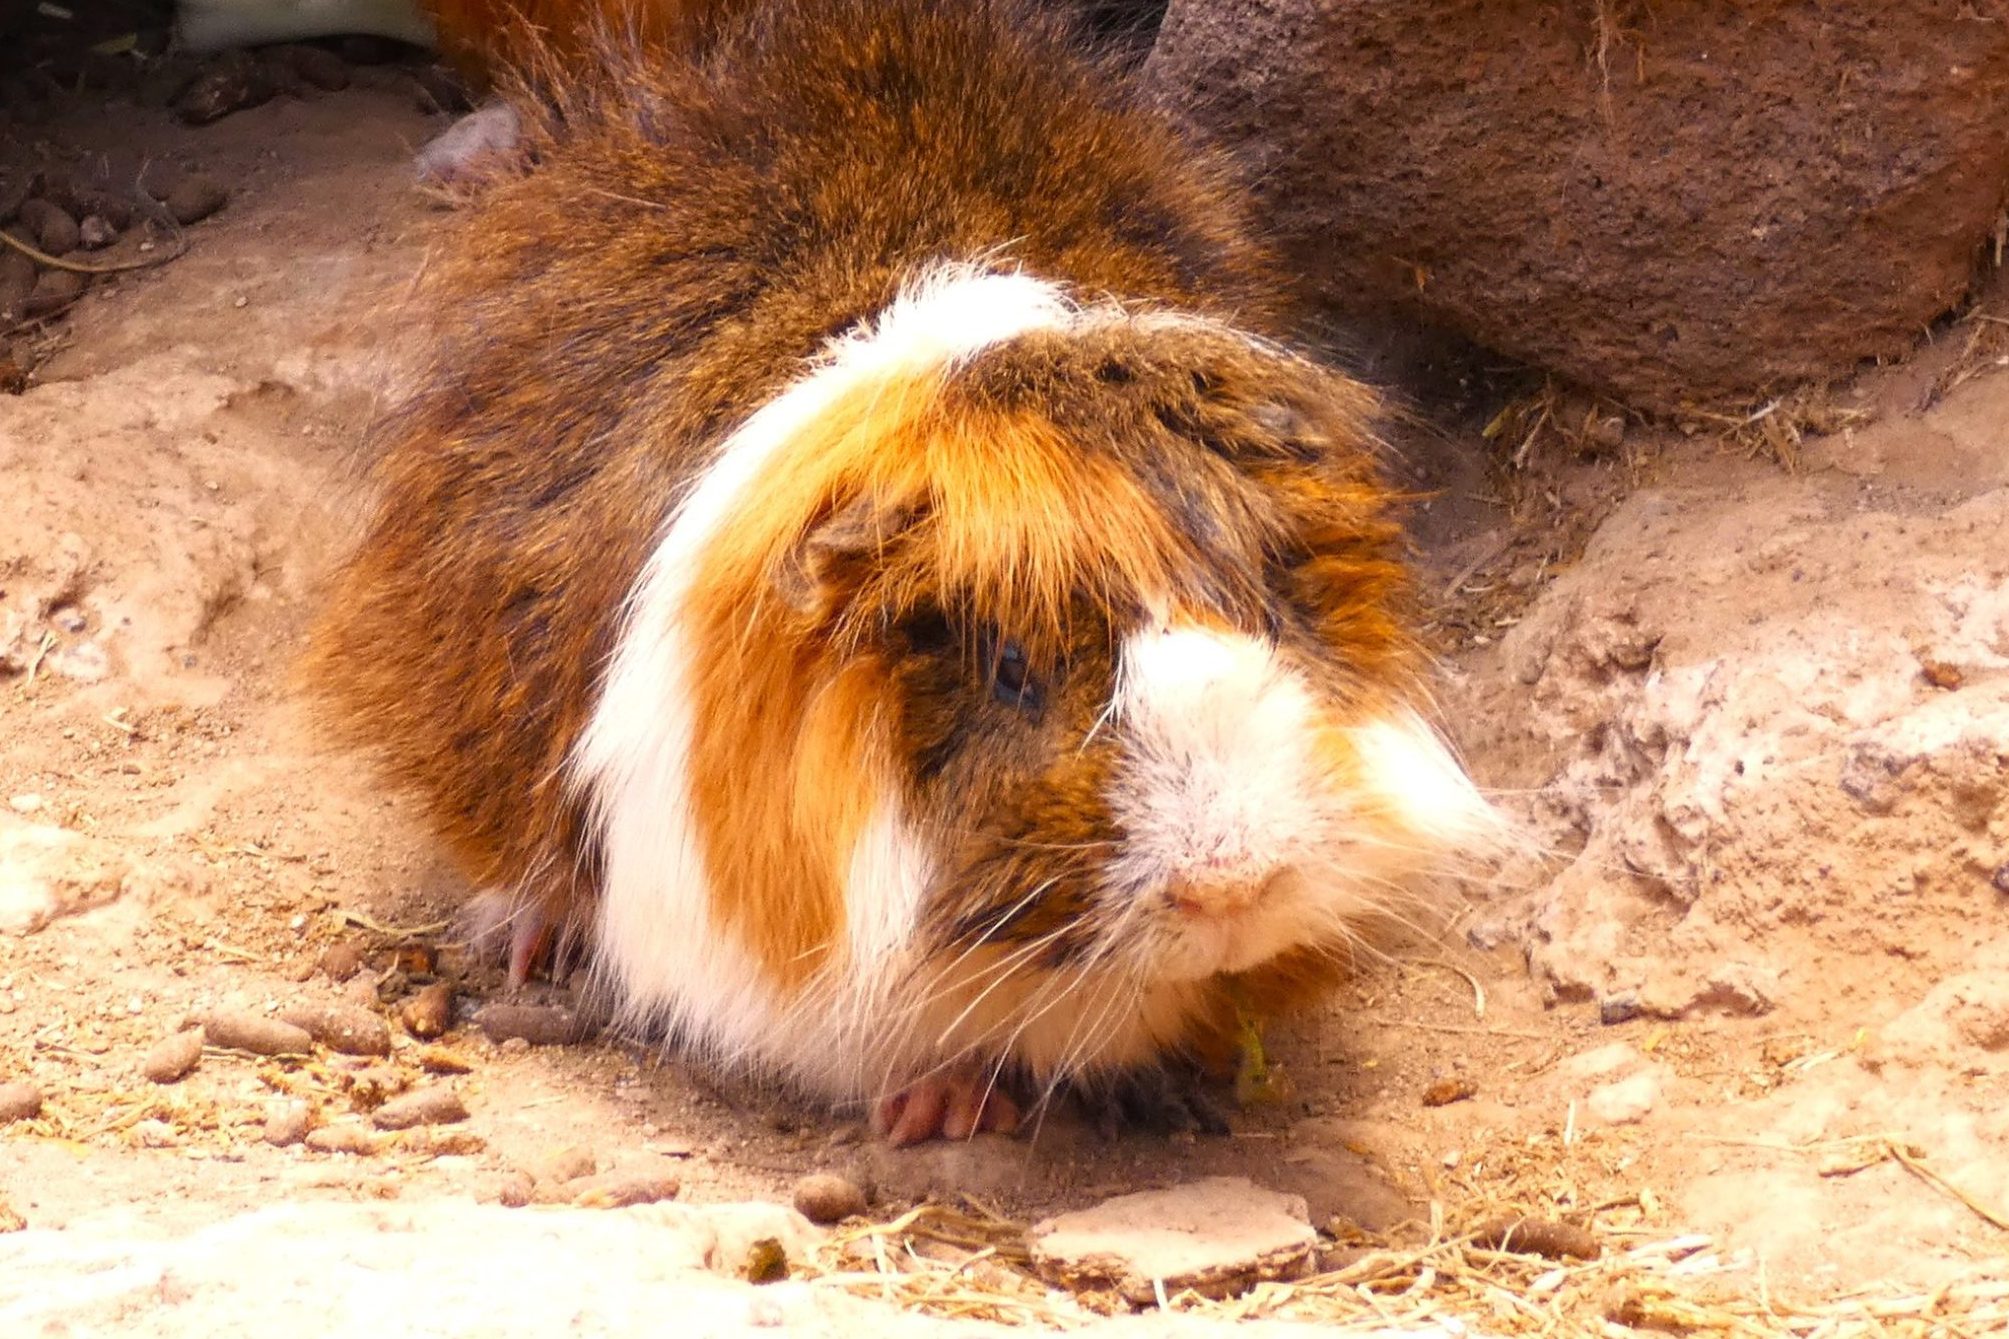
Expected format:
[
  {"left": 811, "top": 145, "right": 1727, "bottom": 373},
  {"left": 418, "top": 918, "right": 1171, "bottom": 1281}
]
[{"left": 989, "top": 638, "right": 1043, "bottom": 712}]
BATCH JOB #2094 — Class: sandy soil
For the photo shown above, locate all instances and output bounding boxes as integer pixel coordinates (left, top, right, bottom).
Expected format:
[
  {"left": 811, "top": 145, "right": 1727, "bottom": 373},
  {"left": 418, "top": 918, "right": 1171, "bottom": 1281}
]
[{"left": 3, "top": 64, "right": 2008, "bottom": 1337}]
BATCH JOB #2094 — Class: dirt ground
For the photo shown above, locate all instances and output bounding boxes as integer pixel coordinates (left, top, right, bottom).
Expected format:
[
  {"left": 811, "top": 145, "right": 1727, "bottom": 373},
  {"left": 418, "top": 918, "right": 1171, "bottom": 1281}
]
[{"left": 3, "top": 56, "right": 2008, "bottom": 1339}]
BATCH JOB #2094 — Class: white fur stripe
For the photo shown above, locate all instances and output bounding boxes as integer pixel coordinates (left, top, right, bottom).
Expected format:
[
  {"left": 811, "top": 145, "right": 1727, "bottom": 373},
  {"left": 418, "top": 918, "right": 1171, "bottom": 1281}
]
[{"left": 570, "top": 263, "right": 1075, "bottom": 1098}]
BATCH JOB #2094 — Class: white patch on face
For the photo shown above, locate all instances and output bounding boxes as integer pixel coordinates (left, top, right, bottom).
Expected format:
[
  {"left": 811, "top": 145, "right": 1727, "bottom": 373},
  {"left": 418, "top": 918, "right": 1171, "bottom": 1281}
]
[
  {"left": 1110, "top": 624, "right": 1333, "bottom": 978},
  {"left": 569, "top": 263, "right": 1076, "bottom": 1100},
  {"left": 1110, "top": 623, "right": 1498, "bottom": 982},
  {"left": 1347, "top": 709, "right": 1503, "bottom": 855}
]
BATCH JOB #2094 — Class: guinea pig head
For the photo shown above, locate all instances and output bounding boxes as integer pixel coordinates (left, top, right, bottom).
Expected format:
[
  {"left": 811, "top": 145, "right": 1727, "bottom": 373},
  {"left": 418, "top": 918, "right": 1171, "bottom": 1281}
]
[{"left": 576, "top": 271, "right": 1501, "bottom": 1096}]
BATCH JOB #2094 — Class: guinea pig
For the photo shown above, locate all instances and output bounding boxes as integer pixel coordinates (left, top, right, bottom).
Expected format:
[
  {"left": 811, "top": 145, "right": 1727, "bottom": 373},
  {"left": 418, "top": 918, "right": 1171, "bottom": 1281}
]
[{"left": 304, "top": 0, "right": 1503, "bottom": 1145}]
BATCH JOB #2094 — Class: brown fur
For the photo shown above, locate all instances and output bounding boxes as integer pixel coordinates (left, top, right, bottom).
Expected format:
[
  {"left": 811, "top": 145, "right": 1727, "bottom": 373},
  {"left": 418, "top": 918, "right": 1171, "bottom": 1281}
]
[{"left": 309, "top": 0, "right": 1426, "bottom": 1099}]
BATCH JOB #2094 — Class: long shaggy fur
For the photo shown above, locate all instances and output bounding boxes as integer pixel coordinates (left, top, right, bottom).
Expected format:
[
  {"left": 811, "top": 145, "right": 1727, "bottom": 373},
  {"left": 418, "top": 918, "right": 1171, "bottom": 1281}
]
[{"left": 307, "top": 0, "right": 1496, "bottom": 1116}]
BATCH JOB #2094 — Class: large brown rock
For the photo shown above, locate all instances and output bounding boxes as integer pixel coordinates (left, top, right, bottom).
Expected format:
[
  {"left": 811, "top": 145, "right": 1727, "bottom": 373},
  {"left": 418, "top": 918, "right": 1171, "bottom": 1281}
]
[{"left": 1148, "top": 1, "right": 2009, "bottom": 412}]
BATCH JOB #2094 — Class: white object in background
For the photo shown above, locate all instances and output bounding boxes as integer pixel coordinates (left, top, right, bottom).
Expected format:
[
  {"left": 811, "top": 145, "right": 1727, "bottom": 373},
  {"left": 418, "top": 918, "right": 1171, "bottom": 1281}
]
[{"left": 174, "top": 0, "right": 436, "bottom": 53}]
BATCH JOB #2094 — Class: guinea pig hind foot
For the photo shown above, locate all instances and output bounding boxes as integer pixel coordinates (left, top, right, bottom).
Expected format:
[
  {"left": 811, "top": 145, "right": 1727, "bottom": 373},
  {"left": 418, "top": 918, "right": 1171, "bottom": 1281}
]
[
  {"left": 1080, "top": 1064, "right": 1233, "bottom": 1141},
  {"left": 871, "top": 1069, "right": 1022, "bottom": 1148},
  {"left": 461, "top": 889, "right": 556, "bottom": 988},
  {"left": 413, "top": 102, "right": 525, "bottom": 189}
]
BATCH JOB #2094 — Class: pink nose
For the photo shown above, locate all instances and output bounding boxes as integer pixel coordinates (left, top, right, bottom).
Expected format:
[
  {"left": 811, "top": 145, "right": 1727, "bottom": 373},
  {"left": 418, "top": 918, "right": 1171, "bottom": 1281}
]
[{"left": 1166, "top": 867, "right": 1280, "bottom": 919}]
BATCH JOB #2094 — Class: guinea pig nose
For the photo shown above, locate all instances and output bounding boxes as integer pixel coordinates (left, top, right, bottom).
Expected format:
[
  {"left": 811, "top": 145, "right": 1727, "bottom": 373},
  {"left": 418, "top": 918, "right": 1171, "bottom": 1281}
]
[{"left": 1166, "top": 867, "right": 1280, "bottom": 918}]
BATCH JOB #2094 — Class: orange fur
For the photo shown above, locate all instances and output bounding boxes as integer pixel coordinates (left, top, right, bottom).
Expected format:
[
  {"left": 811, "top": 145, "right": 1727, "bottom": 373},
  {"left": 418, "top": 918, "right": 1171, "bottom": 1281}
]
[{"left": 308, "top": 1, "right": 1443, "bottom": 1120}]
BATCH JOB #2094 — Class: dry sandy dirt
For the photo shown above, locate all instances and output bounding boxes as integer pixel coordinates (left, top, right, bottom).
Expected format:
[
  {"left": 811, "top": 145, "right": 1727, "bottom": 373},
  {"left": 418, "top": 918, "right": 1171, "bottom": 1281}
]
[{"left": 3, "top": 57, "right": 2008, "bottom": 1339}]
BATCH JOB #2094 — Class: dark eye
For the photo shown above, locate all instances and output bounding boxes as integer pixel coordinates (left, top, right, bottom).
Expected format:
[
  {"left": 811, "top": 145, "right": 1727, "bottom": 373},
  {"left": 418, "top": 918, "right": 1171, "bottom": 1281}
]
[{"left": 989, "top": 638, "right": 1044, "bottom": 712}]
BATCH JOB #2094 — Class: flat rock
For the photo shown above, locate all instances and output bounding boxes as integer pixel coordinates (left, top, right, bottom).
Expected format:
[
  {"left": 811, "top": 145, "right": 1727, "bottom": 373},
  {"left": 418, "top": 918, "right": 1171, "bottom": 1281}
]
[{"left": 1029, "top": 1176, "right": 1317, "bottom": 1305}]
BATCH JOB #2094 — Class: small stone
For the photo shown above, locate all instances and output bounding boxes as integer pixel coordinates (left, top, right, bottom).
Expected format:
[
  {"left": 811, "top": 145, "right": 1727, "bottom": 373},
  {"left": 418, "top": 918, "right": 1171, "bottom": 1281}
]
[
  {"left": 264, "top": 1099, "right": 311, "bottom": 1146},
  {"left": 1598, "top": 993, "right": 1643, "bottom": 1026},
  {"left": 1420, "top": 1077, "right": 1476, "bottom": 1108},
  {"left": 173, "top": 51, "right": 276, "bottom": 125},
  {"left": 305, "top": 1121, "right": 378, "bottom": 1155},
  {"left": 202, "top": 1011, "right": 312, "bottom": 1057},
  {"left": 571, "top": 1170, "right": 681, "bottom": 1209},
  {"left": 371, "top": 1085, "right": 468, "bottom": 1130},
  {"left": 0, "top": 1082, "right": 44, "bottom": 1123},
  {"left": 1992, "top": 864, "right": 2009, "bottom": 896},
  {"left": 1586, "top": 1068, "right": 1662, "bottom": 1126},
  {"left": 495, "top": 1171, "right": 535, "bottom": 1207},
  {"left": 540, "top": 1145, "right": 596, "bottom": 1185},
  {"left": 162, "top": 175, "right": 229, "bottom": 227},
  {"left": 23, "top": 270, "right": 86, "bottom": 320},
  {"left": 17, "top": 199, "right": 79, "bottom": 256},
  {"left": 791, "top": 1172, "right": 867, "bottom": 1225},
  {"left": 400, "top": 981, "right": 453, "bottom": 1039},
  {"left": 320, "top": 941, "right": 366, "bottom": 981},
  {"left": 280, "top": 1003, "right": 391, "bottom": 1057},
  {"left": 142, "top": 1028, "right": 204, "bottom": 1084},
  {"left": 475, "top": 1002, "right": 594, "bottom": 1046},
  {"left": 1030, "top": 1176, "right": 1318, "bottom": 1305},
  {"left": 413, "top": 1127, "right": 486, "bottom": 1156},
  {"left": 7, "top": 795, "right": 41, "bottom": 813},
  {"left": 414, "top": 1045, "right": 475, "bottom": 1074}
]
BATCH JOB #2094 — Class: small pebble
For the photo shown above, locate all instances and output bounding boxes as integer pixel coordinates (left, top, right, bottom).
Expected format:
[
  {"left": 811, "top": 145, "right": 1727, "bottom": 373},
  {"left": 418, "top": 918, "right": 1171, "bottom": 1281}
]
[
  {"left": 143, "top": 1029, "right": 205, "bottom": 1084},
  {"left": 475, "top": 1002, "right": 593, "bottom": 1046},
  {"left": 1420, "top": 1077, "right": 1477, "bottom": 1108},
  {"left": 372, "top": 1085, "right": 468, "bottom": 1130},
  {"left": 77, "top": 215, "right": 117, "bottom": 250},
  {"left": 17, "top": 199, "right": 80, "bottom": 256},
  {"left": 23, "top": 270, "right": 86, "bottom": 320},
  {"left": 305, "top": 1122, "right": 378, "bottom": 1155},
  {"left": 571, "top": 1170, "right": 681, "bottom": 1209},
  {"left": 413, "top": 1127, "right": 486, "bottom": 1156},
  {"left": 541, "top": 1145, "right": 596, "bottom": 1185},
  {"left": 6, "top": 794, "right": 41, "bottom": 813},
  {"left": 264, "top": 1099, "right": 311, "bottom": 1147},
  {"left": 203, "top": 1011, "right": 312, "bottom": 1057},
  {"left": 0, "top": 250, "right": 35, "bottom": 318},
  {"left": 415, "top": 1044, "right": 475, "bottom": 1074},
  {"left": 0, "top": 1082, "right": 44, "bottom": 1124},
  {"left": 1598, "top": 993, "right": 1643, "bottom": 1026},
  {"left": 791, "top": 1172, "right": 867, "bottom": 1225},
  {"left": 163, "top": 175, "right": 230, "bottom": 227},
  {"left": 174, "top": 51, "right": 276, "bottom": 125},
  {"left": 320, "top": 941, "right": 365, "bottom": 981},
  {"left": 280, "top": 1003, "right": 391, "bottom": 1057},
  {"left": 1470, "top": 1215, "right": 1601, "bottom": 1261},
  {"left": 400, "top": 981, "right": 454, "bottom": 1039},
  {"left": 495, "top": 1171, "right": 535, "bottom": 1208}
]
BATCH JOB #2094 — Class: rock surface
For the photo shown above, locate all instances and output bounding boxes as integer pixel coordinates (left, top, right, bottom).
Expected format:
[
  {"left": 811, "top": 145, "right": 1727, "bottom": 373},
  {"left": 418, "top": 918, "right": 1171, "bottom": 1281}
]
[
  {"left": 0, "top": 1199, "right": 1417, "bottom": 1339},
  {"left": 1030, "top": 1177, "right": 1318, "bottom": 1304},
  {"left": 1462, "top": 419, "right": 2009, "bottom": 1032},
  {"left": 1148, "top": 1, "right": 2009, "bottom": 411}
]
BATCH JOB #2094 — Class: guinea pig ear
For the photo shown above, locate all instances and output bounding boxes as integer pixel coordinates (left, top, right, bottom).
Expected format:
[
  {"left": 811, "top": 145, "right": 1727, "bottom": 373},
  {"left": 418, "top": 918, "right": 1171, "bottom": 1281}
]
[{"left": 775, "top": 493, "right": 921, "bottom": 619}]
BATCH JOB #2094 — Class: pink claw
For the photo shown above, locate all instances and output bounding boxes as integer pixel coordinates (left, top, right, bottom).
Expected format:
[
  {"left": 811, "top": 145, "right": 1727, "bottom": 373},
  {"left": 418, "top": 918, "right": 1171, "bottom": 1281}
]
[{"left": 872, "top": 1070, "right": 1021, "bottom": 1147}]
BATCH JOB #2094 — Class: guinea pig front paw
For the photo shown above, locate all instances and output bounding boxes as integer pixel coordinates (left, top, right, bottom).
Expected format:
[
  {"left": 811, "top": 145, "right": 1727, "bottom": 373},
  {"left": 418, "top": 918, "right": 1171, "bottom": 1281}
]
[{"left": 871, "top": 1069, "right": 1021, "bottom": 1147}]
